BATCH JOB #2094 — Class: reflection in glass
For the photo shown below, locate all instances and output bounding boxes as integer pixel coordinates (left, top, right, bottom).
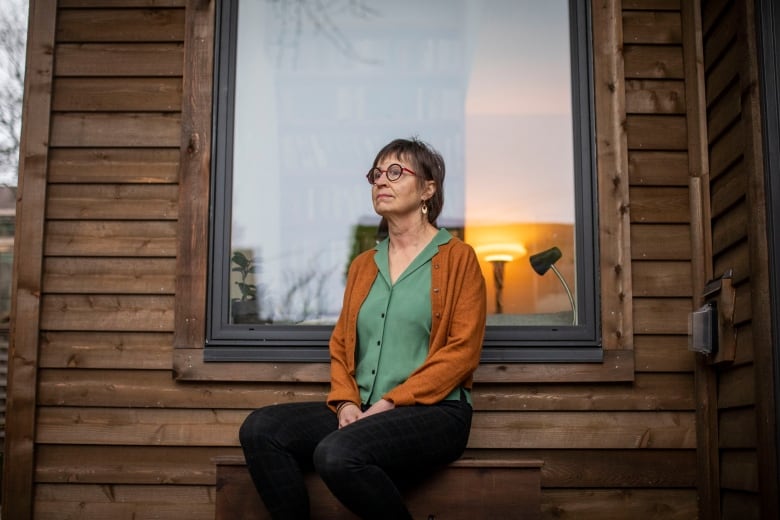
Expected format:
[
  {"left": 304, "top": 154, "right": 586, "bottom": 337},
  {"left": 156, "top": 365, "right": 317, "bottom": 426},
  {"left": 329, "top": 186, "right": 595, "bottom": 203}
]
[{"left": 229, "top": 0, "right": 576, "bottom": 326}]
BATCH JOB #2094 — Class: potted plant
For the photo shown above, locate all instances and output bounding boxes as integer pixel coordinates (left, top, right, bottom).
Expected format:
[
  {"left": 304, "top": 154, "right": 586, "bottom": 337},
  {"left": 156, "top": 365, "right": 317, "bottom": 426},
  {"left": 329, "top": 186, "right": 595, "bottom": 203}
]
[{"left": 231, "top": 250, "right": 261, "bottom": 323}]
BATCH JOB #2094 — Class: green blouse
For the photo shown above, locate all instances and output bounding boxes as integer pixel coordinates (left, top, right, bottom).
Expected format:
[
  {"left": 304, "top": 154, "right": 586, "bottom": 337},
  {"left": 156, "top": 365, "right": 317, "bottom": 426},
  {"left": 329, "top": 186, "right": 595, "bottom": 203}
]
[{"left": 355, "top": 228, "right": 467, "bottom": 406}]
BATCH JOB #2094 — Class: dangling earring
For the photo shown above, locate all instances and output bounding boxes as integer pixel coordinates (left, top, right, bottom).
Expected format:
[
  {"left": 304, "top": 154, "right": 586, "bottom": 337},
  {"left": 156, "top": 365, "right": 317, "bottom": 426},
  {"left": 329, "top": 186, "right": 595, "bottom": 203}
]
[{"left": 421, "top": 200, "right": 429, "bottom": 215}]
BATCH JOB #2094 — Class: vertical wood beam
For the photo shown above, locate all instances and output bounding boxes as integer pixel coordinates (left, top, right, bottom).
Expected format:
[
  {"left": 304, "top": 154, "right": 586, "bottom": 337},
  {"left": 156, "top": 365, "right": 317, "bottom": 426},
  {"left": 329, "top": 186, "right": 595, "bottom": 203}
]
[
  {"left": 739, "top": 0, "right": 780, "bottom": 515},
  {"left": 592, "top": 0, "right": 634, "bottom": 352},
  {"left": 174, "top": 0, "right": 214, "bottom": 371},
  {"left": 2, "top": 1, "right": 57, "bottom": 519},
  {"left": 680, "top": 1, "right": 719, "bottom": 518}
]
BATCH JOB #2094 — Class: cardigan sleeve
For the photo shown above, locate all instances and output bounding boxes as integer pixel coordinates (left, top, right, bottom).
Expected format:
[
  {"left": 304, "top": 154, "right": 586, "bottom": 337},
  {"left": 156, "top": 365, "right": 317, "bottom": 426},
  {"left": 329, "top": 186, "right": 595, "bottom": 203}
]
[{"left": 325, "top": 251, "right": 372, "bottom": 411}]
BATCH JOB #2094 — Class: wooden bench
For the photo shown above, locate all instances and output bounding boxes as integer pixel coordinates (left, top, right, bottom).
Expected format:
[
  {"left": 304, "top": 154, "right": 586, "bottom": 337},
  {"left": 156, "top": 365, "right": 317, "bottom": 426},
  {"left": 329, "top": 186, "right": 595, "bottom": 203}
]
[{"left": 214, "top": 455, "right": 543, "bottom": 519}]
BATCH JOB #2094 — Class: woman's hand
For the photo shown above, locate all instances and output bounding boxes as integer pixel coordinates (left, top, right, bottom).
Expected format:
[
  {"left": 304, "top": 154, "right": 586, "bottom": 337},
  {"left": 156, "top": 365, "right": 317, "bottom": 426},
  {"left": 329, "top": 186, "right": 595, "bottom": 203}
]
[
  {"left": 361, "top": 398, "right": 395, "bottom": 419},
  {"left": 337, "top": 399, "right": 395, "bottom": 428},
  {"left": 337, "top": 402, "right": 361, "bottom": 428}
]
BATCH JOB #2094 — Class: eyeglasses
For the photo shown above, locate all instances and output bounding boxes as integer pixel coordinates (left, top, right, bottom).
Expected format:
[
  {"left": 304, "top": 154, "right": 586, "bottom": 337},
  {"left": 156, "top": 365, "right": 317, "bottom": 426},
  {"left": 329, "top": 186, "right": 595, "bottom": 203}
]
[{"left": 366, "top": 164, "right": 417, "bottom": 185}]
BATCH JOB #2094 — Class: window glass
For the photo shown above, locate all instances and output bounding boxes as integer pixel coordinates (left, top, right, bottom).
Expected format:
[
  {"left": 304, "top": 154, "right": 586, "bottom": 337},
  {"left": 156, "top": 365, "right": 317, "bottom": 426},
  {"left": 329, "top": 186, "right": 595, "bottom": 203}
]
[
  {"left": 230, "top": 0, "right": 574, "bottom": 323},
  {"left": 209, "top": 0, "right": 598, "bottom": 361}
]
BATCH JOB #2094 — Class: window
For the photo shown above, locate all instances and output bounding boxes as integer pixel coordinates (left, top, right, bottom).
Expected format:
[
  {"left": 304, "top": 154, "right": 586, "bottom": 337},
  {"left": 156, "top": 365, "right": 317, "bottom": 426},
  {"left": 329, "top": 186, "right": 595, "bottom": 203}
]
[{"left": 207, "top": 0, "right": 599, "bottom": 362}]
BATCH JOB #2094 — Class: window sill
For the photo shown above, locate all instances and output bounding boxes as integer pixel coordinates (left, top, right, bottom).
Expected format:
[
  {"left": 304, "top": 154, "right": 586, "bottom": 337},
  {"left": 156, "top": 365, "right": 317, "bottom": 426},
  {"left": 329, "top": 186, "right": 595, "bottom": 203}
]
[{"left": 173, "top": 348, "right": 633, "bottom": 383}]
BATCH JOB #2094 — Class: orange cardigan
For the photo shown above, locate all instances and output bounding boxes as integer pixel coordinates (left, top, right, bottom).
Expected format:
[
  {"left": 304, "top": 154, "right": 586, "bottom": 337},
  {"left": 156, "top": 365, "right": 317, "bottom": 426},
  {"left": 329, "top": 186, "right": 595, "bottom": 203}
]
[{"left": 327, "top": 237, "right": 487, "bottom": 409}]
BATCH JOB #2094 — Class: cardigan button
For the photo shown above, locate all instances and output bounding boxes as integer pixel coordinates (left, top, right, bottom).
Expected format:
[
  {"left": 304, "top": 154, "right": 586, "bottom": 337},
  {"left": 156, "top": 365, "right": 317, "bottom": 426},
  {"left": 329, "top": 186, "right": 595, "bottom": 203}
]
[{"left": 433, "top": 288, "right": 440, "bottom": 293}]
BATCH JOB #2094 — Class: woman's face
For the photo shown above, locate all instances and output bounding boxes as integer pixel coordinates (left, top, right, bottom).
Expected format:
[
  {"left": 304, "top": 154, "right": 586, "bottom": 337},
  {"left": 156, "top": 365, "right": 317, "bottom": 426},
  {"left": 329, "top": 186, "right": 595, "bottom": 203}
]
[{"left": 371, "top": 154, "right": 435, "bottom": 220}]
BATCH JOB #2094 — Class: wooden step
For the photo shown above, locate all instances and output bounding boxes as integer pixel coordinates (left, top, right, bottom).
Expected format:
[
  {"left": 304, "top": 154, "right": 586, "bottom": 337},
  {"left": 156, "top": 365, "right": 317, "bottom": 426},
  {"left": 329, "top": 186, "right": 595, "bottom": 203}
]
[{"left": 214, "top": 455, "right": 543, "bottom": 519}]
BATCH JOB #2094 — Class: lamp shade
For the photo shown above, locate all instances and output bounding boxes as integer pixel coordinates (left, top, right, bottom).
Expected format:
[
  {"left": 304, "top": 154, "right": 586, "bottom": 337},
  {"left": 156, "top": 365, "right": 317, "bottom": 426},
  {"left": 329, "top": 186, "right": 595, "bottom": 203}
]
[{"left": 529, "top": 246, "right": 562, "bottom": 275}]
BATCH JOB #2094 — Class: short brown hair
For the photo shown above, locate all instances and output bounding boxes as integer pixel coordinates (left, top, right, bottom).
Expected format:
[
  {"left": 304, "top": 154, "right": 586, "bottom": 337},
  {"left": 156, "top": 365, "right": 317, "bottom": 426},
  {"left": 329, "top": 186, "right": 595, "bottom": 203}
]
[{"left": 372, "top": 137, "right": 445, "bottom": 227}]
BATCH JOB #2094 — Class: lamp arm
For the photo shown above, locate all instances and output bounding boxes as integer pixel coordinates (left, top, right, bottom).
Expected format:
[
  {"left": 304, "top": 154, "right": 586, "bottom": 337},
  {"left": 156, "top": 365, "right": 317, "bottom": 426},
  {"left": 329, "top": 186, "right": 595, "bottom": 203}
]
[{"left": 549, "top": 264, "right": 577, "bottom": 325}]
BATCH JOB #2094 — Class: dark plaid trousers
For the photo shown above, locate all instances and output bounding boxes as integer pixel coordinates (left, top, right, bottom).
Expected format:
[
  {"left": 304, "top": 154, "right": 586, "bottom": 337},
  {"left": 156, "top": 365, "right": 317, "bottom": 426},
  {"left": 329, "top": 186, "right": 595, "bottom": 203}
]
[{"left": 239, "top": 397, "right": 472, "bottom": 520}]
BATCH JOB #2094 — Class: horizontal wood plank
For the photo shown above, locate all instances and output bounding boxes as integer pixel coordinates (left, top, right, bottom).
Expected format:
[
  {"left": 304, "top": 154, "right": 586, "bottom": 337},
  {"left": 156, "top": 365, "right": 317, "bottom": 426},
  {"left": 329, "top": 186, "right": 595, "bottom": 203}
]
[
  {"left": 53, "top": 77, "right": 182, "bottom": 112},
  {"left": 629, "top": 186, "right": 690, "bottom": 223},
  {"left": 36, "top": 445, "right": 241, "bottom": 485},
  {"left": 55, "top": 43, "right": 184, "bottom": 77},
  {"left": 40, "top": 295, "right": 175, "bottom": 331},
  {"left": 622, "top": 0, "right": 681, "bottom": 10},
  {"left": 46, "top": 184, "right": 178, "bottom": 220},
  {"left": 37, "top": 369, "right": 692, "bottom": 411},
  {"left": 38, "top": 370, "right": 328, "bottom": 408},
  {"left": 634, "top": 334, "right": 694, "bottom": 372},
  {"left": 631, "top": 224, "right": 691, "bottom": 260},
  {"left": 43, "top": 257, "right": 176, "bottom": 294},
  {"left": 468, "top": 411, "right": 696, "bottom": 449},
  {"left": 35, "top": 483, "right": 212, "bottom": 520},
  {"left": 505, "top": 448, "right": 696, "bottom": 488},
  {"left": 44, "top": 220, "right": 177, "bottom": 256},
  {"left": 36, "top": 445, "right": 696, "bottom": 488},
  {"left": 174, "top": 349, "right": 635, "bottom": 384},
  {"left": 39, "top": 331, "right": 174, "bottom": 369},
  {"left": 48, "top": 148, "right": 180, "bottom": 184},
  {"left": 57, "top": 9, "right": 185, "bottom": 42},
  {"left": 35, "top": 407, "right": 696, "bottom": 449},
  {"left": 541, "top": 489, "right": 696, "bottom": 520},
  {"left": 35, "top": 407, "right": 245, "bottom": 446},
  {"left": 473, "top": 373, "right": 694, "bottom": 411},
  {"left": 624, "top": 45, "right": 684, "bottom": 78},
  {"left": 50, "top": 113, "right": 181, "bottom": 147},
  {"left": 633, "top": 298, "right": 691, "bottom": 334},
  {"left": 626, "top": 115, "right": 688, "bottom": 150},
  {"left": 625, "top": 79, "right": 686, "bottom": 114},
  {"left": 628, "top": 151, "right": 689, "bottom": 186},
  {"left": 632, "top": 261, "right": 692, "bottom": 297},
  {"left": 623, "top": 11, "right": 682, "bottom": 44}
]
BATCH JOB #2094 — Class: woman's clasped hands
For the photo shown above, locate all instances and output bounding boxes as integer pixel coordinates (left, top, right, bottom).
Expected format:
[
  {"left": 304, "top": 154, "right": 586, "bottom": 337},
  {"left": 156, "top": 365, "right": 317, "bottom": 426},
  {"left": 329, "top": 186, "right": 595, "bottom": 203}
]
[{"left": 337, "top": 398, "right": 395, "bottom": 428}]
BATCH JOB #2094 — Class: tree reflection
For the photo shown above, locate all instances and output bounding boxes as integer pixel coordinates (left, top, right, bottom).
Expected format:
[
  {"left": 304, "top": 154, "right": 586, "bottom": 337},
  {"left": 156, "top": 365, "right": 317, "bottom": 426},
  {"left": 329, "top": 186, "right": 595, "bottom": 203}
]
[{"left": 265, "top": 0, "right": 380, "bottom": 65}]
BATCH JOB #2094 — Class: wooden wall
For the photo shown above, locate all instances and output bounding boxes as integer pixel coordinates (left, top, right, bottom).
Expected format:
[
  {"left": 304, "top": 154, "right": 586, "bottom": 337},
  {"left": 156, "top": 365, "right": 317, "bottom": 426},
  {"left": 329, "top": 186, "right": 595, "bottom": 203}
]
[
  {"left": 4, "top": 0, "right": 746, "bottom": 518},
  {"left": 700, "top": 0, "right": 778, "bottom": 518}
]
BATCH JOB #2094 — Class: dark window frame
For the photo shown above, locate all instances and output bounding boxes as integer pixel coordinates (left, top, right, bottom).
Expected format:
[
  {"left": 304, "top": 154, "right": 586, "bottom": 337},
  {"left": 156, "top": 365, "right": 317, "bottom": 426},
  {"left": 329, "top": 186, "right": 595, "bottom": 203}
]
[{"left": 205, "top": 0, "right": 601, "bottom": 363}]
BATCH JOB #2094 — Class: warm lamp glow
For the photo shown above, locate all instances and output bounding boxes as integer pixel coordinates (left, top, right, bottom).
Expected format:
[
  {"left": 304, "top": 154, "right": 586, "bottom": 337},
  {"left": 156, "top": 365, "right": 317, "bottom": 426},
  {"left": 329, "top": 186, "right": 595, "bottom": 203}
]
[
  {"left": 475, "top": 243, "right": 527, "bottom": 261},
  {"left": 474, "top": 243, "right": 525, "bottom": 315},
  {"left": 484, "top": 253, "right": 514, "bottom": 263}
]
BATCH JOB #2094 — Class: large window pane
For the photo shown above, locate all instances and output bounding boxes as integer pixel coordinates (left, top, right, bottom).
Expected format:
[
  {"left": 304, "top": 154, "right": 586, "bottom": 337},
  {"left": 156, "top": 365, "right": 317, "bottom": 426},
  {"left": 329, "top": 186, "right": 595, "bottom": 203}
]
[{"left": 208, "top": 0, "right": 599, "bottom": 361}]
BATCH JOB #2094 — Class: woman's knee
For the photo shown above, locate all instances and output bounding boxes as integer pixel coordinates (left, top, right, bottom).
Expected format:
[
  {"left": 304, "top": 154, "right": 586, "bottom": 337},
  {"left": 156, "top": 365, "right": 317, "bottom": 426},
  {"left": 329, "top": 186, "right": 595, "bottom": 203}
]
[
  {"left": 239, "top": 407, "right": 275, "bottom": 449},
  {"left": 313, "top": 433, "right": 356, "bottom": 479}
]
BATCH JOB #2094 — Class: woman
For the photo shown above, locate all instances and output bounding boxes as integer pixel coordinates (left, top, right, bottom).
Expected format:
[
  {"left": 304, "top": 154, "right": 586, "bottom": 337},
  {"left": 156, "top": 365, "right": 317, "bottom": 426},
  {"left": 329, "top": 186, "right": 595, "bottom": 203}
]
[{"left": 239, "top": 138, "right": 487, "bottom": 519}]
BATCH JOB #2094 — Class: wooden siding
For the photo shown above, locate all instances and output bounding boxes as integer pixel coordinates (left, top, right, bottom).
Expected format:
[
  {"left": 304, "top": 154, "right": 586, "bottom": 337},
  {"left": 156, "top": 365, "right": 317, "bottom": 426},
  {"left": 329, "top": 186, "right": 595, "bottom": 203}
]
[
  {"left": 700, "top": 0, "right": 779, "bottom": 519},
  {"left": 3, "top": 0, "right": 732, "bottom": 518}
]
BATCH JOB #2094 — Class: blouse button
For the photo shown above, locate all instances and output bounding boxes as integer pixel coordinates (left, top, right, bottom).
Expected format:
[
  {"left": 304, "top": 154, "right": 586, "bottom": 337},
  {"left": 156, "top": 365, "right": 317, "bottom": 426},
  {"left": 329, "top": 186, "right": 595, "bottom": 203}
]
[
  {"left": 377, "top": 340, "right": 381, "bottom": 346},
  {"left": 381, "top": 313, "right": 385, "bottom": 318}
]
